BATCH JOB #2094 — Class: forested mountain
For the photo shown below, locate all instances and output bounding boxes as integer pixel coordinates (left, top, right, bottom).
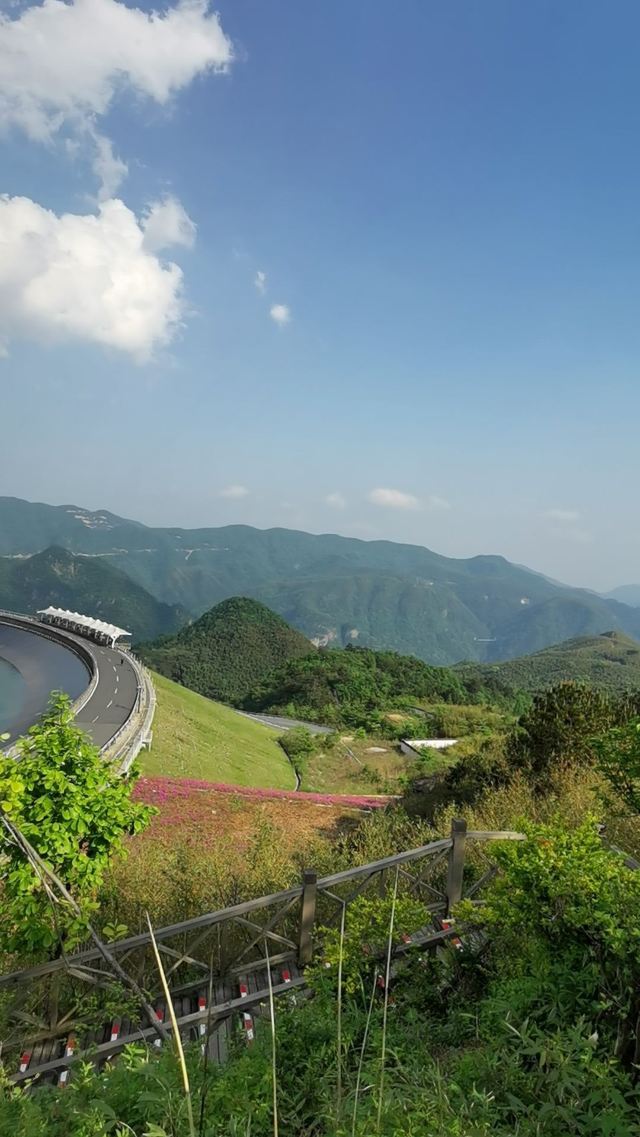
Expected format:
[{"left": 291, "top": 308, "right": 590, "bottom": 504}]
[
  {"left": 3, "top": 495, "right": 640, "bottom": 664},
  {"left": 242, "top": 643, "right": 486, "bottom": 727},
  {"left": 0, "top": 547, "right": 187, "bottom": 643},
  {"left": 139, "top": 597, "right": 313, "bottom": 703},
  {"left": 457, "top": 630, "right": 640, "bottom": 695}
]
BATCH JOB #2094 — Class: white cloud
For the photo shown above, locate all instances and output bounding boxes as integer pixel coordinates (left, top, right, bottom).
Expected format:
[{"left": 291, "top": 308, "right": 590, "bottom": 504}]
[
  {"left": 0, "top": 0, "right": 233, "bottom": 142},
  {"left": 219, "top": 484, "right": 249, "bottom": 499},
  {"left": 270, "top": 303, "right": 291, "bottom": 326},
  {"left": 91, "top": 132, "right": 128, "bottom": 200},
  {"left": 544, "top": 508, "right": 581, "bottom": 523},
  {"left": 325, "top": 492, "right": 347, "bottom": 509},
  {"left": 368, "top": 488, "right": 421, "bottom": 511},
  {"left": 0, "top": 194, "right": 190, "bottom": 361},
  {"left": 254, "top": 270, "right": 266, "bottom": 294},
  {"left": 142, "top": 196, "right": 196, "bottom": 253}
]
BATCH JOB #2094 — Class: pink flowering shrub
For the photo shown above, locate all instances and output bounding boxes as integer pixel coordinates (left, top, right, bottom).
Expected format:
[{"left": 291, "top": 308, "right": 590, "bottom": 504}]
[{"left": 133, "top": 775, "right": 393, "bottom": 811}]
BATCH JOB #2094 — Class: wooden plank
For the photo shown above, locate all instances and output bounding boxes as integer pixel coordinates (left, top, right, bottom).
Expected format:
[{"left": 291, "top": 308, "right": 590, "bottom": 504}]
[
  {"left": 0, "top": 831, "right": 526, "bottom": 1006},
  {"left": 298, "top": 871, "right": 317, "bottom": 965},
  {"left": 214, "top": 980, "right": 229, "bottom": 1064},
  {"left": 234, "top": 894, "right": 301, "bottom": 965},
  {"left": 466, "top": 830, "right": 525, "bottom": 842},
  {"left": 316, "top": 839, "right": 452, "bottom": 890},
  {"left": 446, "top": 819, "right": 467, "bottom": 915}
]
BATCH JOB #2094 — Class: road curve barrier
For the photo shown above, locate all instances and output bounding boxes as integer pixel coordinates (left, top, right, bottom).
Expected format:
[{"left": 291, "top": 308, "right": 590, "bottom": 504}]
[{"left": 103, "top": 651, "right": 156, "bottom": 774}]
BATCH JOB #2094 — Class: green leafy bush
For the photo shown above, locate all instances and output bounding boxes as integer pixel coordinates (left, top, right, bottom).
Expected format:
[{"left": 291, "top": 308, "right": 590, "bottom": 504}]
[
  {"left": 0, "top": 693, "right": 153, "bottom": 956},
  {"left": 278, "top": 726, "right": 316, "bottom": 778}
]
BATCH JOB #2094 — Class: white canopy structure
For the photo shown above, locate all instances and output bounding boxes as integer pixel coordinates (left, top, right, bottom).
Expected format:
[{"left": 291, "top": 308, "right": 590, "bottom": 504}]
[{"left": 37, "top": 607, "right": 131, "bottom": 648}]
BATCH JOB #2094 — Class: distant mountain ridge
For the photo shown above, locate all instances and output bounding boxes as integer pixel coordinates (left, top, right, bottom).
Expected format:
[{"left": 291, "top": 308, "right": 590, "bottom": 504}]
[
  {"left": 2, "top": 495, "right": 640, "bottom": 665},
  {"left": 604, "top": 585, "right": 640, "bottom": 608},
  {"left": 0, "top": 546, "right": 187, "bottom": 643}
]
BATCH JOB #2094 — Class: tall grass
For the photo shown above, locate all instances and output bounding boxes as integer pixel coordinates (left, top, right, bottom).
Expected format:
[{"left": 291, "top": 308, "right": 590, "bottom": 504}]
[
  {"left": 335, "top": 901, "right": 346, "bottom": 1125},
  {"left": 376, "top": 866, "right": 399, "bottom": 1134},
  {"left": 351, "top": 968, "right": 379, "bottom": 1137},
  {"left": 263, "top": 937, "right": 279, "bottom": 1137},
  {"left": 145, "top": 913, "right": 196, "bottom": 1137}
]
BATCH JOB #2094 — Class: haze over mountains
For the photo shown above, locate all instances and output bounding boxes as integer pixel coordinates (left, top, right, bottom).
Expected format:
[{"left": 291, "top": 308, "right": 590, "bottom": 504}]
[
  {"left": 604, "top": 585, "right": 640, "bottom": 608},
  {"left": 1, "top": 496, "right": 639, "bottom": 665},
  {"left": 0, "top": 545, "right": 185, "bottom": 643}
]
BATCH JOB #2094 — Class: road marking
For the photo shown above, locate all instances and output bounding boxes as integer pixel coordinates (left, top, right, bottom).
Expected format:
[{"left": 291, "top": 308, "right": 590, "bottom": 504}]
[
  {"left": 107, "top": 699, "right": 113, "bottom": 708},
  {"left": 91, "top": 714, "right": 100, "bottom": 723}
]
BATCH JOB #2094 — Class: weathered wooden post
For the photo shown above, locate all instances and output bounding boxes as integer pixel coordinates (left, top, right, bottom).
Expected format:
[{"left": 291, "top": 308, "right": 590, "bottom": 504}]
[
  {"left": 298, "top": 870, "right": 317, "bottom": 965},
  {"left": 445, "top": 818, "right": 467, "bottom": 915}
]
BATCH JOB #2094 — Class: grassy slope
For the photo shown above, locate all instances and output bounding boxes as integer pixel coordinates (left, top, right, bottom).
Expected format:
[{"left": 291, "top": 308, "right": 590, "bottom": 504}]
[{"left": 141, "top": 672, "right": 294, "bottom": 789}]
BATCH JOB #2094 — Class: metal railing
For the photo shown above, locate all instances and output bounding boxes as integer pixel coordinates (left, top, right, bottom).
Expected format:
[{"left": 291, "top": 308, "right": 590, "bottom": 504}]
[
  {"left": 0, "top": 821, "right": 527, "bottom": 1080},
  {"left": 0, "top": 821, "right": 523, "bottom": 994}
]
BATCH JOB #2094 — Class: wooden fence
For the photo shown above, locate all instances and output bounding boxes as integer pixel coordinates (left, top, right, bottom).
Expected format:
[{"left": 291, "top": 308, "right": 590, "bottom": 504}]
[{"left": 0, "top": 820, "right": 524, "bottom": 1083}]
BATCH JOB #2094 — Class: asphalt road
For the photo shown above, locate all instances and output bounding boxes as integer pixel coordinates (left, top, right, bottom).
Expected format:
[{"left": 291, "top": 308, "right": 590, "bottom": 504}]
[
  {"left": 74, "top": 642, "right": 139, "bottom": 750},
  {"left": 0, "top": 617, "right": 139, "bottom": 750},
  {"left": 238, "top": 711, "right": 331, "bottom": 735}
]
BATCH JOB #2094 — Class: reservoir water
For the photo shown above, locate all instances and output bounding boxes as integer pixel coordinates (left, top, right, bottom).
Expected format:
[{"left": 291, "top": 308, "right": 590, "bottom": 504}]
[
  {"left": 0, "top": 656, "right": 27, "bottom": 735},
  {"left": 0, "top": 624, "right": 90, "bottom": 741}
]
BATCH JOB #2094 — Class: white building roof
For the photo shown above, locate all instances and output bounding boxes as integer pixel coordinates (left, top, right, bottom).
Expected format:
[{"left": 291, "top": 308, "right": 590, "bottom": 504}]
[{"left": 37, "top": 607, "right": 131, "bottom": 641}]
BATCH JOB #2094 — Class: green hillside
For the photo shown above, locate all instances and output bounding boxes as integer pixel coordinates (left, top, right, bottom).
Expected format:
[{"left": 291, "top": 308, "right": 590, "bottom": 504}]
[
  {"left": 457, "top": 630, "right": 640, "bottom": 695},
  {"left": 4, "top": 495, "right": 640, "bottom": 664},
  {"left": 0, "top": 546, "right": 186, "bottom": 642},
  {"left": 140, "top": 672, "right": 294, "bottom": 787},
  {"left": 139, "top": 596, "right": 313, "bottom": 703},
  {"left": 243, "top": 644, "right": 495, "bottom": 728}
]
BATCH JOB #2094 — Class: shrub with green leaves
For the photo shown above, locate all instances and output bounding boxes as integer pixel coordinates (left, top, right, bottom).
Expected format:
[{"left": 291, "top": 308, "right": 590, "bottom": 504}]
[
  {"left": 0, "top": 693, "right": 154, "bottom": 956},
  {"left": 463, "top": 818, "right": 640, "bottom": 1067},
  {"left": 310, "top": 891, "right": 428, "bottom": 993},
  {"left": 593, "top": 717, "right": 640, "bottom": 816}
]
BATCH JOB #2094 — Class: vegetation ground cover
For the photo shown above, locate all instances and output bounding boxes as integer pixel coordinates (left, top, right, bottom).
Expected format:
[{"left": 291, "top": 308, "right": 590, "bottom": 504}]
[
  {"left": 8, "top": 821, "right": 640, "bottom": 1137},
  {"left": 8, "top": 666, "right": 640, "bottom": 1133},
  {"left": 299, "top": 735, "right": 410, "bottom": 794},
  {"left": 140, "top": 672, "right": 295, "bottom": 789},
  {"left": 457, "top": 629, "right": 640, "bottom": 696}
]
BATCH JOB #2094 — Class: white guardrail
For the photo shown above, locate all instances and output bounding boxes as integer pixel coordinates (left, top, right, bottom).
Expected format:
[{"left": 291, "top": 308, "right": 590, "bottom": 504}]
[{"left": 0, "top": 611, "right": 156, "bottom": 772}]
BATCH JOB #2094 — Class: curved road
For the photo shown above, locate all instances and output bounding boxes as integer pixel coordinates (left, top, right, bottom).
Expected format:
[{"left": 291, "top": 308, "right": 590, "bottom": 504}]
[
  {"left": 0, "top": 616, "right": 139, "bottom": 751},
  {"left": 73, "top": 640, "right": 140, "bottom": 751}
]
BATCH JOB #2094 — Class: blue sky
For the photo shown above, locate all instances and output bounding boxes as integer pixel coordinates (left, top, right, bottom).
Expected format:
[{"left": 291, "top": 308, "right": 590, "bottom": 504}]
[{"left": 1, "top": 0, "right": 639, "bottom": 590}]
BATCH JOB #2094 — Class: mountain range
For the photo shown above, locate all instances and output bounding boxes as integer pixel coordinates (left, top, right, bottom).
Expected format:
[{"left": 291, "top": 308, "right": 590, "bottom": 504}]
[
  {"left": 603, "top": 585, "right": 640, "bottom": 607},
  {"left": 0, "top": 545, "right": 186, "bottom": 642},
  {"left": 1, "top": 495, "right": 639, "bottom": 665}
]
